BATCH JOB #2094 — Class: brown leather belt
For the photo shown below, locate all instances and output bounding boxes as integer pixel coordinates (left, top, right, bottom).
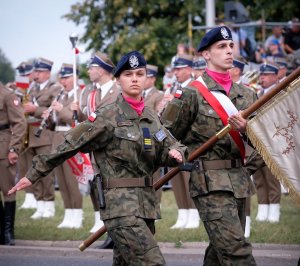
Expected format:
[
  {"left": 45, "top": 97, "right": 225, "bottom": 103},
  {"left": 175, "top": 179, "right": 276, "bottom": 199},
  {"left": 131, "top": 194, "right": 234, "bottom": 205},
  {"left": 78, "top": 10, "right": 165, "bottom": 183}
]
[
  {"left": 103, "top": 177, "right": 153, "bottom": 189},
  {"left": 202, "top": 159, "right": 242, "bottom": 170},
  {"left": 0, "top": 124, "right": 9, "bottom": 130}
]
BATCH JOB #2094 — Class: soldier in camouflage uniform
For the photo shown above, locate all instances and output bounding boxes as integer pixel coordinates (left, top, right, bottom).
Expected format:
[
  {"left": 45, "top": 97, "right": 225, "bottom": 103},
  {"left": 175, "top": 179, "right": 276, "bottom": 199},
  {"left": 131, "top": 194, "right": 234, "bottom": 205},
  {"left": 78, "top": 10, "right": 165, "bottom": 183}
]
[
  {"left": 9, "top": 51, "right": 187, "bottom": 266},
  {"left": 162, "top": 26, "right": 264, "bottom": 265}
]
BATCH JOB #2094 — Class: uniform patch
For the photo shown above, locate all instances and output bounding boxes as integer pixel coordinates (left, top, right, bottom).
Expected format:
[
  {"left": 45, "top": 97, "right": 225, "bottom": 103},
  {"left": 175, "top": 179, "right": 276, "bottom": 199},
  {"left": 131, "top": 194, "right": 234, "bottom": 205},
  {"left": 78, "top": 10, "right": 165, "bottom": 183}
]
[
  {"left": 154, "top": 129, "right": 167, "bottom": 142},
  {"left": 174, "top": 89, "right": 183, "bottom": 98},
  {"left": 13, "top": 99, "right": 19, "bottom": 106},
  {"left": 88, "top": 112, "right": 97, "bottom": 122},
  {"left": 142, "top": 128, "right": 152, "bottom": 150}
]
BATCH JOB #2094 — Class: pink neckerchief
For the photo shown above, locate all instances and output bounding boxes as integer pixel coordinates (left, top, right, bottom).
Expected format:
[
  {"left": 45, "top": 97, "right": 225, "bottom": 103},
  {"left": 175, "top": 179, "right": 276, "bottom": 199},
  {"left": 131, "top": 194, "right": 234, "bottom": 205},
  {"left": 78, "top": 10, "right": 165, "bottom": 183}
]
[
  {"left": 206, "top": 68, "right": 232, "bottom": 95},
  {"left": 123, "top": 95, "right": 145, "bottom": 116}
]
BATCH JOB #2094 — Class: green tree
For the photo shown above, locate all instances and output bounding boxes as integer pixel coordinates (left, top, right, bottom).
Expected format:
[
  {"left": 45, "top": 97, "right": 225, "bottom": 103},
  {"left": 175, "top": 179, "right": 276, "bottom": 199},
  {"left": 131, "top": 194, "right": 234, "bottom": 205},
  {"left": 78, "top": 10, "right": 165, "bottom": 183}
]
[
  {"left": 63, "top": 0, "right": 204, "bottom": 79},
  {"left": 0, "top": 48, "right": 15, "bottom": 84}
]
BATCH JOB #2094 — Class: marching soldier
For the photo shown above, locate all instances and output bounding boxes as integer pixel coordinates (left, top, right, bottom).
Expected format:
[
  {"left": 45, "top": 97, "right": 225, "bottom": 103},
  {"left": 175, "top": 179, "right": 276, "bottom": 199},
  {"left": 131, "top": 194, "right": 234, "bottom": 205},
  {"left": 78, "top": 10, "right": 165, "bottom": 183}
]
[
  {"left": 167, "top": 54, "right": 200, "bottom": 229},
  {"left": 0, "top": 82, "right": 26, "bottom": 245},
  {"left": 161, "top": 26, "right": 264, "bottom": 265},
  {"left": 253, "top": 62, "right": 282, "bottom": 223},
  {"left": 77, "top": 52, "right": 119, "bottom": 248},
  {"left": 47, "top": 63, "right": 84, "bottom": 228},
  {"left": 23, "top": 57, "right": 62, "bottom": 219},
  {"left": 8, "top": 51, "right": 187, "bottom": 265},
  {"left": 15, "top": 61, "right": 38, "bottom": 210}
]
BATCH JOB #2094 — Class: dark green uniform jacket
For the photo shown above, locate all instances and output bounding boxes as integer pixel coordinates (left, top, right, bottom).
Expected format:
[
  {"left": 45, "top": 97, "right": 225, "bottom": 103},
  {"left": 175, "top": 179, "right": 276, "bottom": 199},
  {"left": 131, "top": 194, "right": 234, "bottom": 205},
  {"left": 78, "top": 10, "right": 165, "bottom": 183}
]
[{"left": 162, "top": 72, "right": 262, "bottom": 199}]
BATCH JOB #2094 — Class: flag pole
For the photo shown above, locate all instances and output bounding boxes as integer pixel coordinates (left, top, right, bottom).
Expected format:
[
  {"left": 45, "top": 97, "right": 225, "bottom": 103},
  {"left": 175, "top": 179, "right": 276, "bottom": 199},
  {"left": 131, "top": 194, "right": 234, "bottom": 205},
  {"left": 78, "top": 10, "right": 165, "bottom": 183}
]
[
  {"left": 78, "top": 67, "right": 300, "bottom": 251},
  {"left": 69, "top": 33, "right": 79, "bottom": 126}
]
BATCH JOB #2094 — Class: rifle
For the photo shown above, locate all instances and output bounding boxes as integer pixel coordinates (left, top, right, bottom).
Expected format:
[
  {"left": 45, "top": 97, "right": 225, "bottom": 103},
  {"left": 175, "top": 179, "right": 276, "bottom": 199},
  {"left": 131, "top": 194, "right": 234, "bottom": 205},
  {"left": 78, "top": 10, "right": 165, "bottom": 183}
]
[
  {"left": 34, "top": 89, "right": 64, "bottom": 138},
  {"left": 78, "top": 67, "right": 300, "bottom": 252}
]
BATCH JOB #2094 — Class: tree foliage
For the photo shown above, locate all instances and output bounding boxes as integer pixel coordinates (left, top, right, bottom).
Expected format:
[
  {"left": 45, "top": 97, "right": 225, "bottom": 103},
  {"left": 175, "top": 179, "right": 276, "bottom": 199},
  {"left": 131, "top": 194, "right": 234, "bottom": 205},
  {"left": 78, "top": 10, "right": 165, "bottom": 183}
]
[
  {"left": 0, "top": 48, "right": 15, "bottom": 84},
  {"left": 63, "top": 0, "right": 204, "bottom": 76},
  {"left": 64, "top": 0, "right": 300, "bottom": 77}
]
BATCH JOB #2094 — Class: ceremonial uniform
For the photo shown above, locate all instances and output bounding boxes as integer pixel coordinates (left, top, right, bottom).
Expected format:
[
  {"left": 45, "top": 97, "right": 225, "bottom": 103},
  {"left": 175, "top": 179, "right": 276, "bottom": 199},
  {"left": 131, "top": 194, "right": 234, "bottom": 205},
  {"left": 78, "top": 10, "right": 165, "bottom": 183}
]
[
  {"left": 0, "top": 83, "right": 26, "bottom": 245},
  {"left": 25, "top": 58, "right": 62, "bottom": 219},
  {"left": 162, "top": 26, "right": 264, "bottom": 265},
  {"left": 52, "top": 63, "right": 83, "bottom": 228},
  {"left": 254, "top": 63, "right": 281, "bottom": 223},
  {"left": 15, "top": 62, "right": 38, "bottom": 209}
]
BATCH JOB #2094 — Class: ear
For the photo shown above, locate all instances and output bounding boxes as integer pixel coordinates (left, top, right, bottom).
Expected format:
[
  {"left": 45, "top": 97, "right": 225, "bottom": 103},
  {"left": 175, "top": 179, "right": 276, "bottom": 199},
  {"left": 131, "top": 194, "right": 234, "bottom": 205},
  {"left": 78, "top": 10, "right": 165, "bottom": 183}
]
[{"left": 201, "top": 50, "right": 210, "bottom": 60}]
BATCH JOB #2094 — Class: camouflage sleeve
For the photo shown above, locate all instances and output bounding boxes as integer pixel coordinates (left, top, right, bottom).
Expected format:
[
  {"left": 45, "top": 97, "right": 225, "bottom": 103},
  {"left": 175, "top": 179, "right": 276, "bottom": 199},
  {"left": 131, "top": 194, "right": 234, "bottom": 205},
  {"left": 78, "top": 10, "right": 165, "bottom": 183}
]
[
  {"left": 158, "top": 126, "right": 188, "bottom": 167},
  {"left": 161, "top": 88, "right": 198, "bottom": 140},
  {"left": 26, "top": 110, "right": 113, "bottom": 183}
]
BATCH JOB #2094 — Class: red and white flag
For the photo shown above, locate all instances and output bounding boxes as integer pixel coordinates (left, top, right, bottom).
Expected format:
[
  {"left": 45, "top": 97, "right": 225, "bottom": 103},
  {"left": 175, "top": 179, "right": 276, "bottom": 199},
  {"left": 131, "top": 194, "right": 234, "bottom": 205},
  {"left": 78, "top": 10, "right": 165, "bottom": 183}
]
[
  {"left": 66, "top": 152, "right": 94, "bottom": 185},
  {"left": 15, "top": 76, "right": 29, "bottom": 89},
  {"left": 247, "top": 78, "right": 300, "bottom": 206}
]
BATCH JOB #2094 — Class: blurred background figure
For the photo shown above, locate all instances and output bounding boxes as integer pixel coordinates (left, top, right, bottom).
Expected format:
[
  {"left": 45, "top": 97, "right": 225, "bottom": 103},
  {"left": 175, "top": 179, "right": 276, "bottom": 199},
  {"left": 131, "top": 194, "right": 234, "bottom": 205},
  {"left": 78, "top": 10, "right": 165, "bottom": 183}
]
[
  {"left": 283, "top": 18, "right": 300, "bottom": 54},
  {"left": 192, "top": 57, "right": 206, "bottom": 79},
  {"left": 48, "top": 63, "right": 84, "bottom": 229},
  {"left": 253, "top": 63, "right": 282, "bottom": 223},
  {"left": 0, "top": 82, "right": 26, "bottom": 245},
  {"left": 162, "top": 65, "right": 176, "bottom": 92}
]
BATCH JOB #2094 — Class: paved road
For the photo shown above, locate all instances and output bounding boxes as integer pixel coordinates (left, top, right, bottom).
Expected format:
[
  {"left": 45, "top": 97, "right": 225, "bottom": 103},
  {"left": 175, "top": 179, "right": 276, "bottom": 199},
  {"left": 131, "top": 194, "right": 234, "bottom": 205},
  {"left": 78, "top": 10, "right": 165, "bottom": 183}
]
[{"left": 0, "top": 240, "right": 299, "bottom": 266}]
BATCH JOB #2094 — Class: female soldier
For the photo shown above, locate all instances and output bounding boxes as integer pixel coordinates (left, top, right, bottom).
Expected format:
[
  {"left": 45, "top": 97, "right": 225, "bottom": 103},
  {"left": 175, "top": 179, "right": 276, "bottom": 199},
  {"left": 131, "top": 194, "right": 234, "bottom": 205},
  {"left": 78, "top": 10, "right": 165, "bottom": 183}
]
[{"left": 8, "top": 51, "right": 187, "bottom": 265}]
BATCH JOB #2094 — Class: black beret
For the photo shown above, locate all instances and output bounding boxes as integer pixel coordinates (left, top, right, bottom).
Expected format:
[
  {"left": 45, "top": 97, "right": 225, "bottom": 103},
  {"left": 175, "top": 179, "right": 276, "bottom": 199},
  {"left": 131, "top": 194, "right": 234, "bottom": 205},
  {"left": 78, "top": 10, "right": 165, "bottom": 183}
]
[
  {"left": 197, "top": 26, "right": 232, "bottom": 52},
  {"left": 114, "top": 51, "right": 147, "bottom": 77}
]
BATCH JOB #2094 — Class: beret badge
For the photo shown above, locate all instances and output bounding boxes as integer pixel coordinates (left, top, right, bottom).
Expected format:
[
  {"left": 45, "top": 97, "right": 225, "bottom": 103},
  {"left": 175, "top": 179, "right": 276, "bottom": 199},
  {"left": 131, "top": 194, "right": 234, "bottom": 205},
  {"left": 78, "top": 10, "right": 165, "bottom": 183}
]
[
  {"left": 221, "top": 27, "right": 230, "bottom": 39},
  {"left": 129, "top": 55, "right": 139, "bottom": 68}
]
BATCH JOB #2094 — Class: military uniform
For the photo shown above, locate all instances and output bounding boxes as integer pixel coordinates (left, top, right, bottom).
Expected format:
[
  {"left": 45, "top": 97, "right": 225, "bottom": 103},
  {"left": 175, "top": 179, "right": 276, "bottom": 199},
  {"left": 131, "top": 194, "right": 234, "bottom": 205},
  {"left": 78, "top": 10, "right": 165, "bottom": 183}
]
[
  {"left": 52, "top": 63, "right": 84, "bottom": 228},
  {"left": 162, "top": 69, "right": 261, "bottom": 265},
  {"left": 0, "top": 83, "right": 26, "bottom": 245},
  {"left": 25, "top": 93, "right": 187, "bottom": 265},
  {"left": 15, "top": 62, "right": 38, "bottom": 209},
  {"left": 25, "top": 58, "right": 62, "bottom": 219},
  {"left": 253, "top": 63, "right": 281, "bottom": 223}
]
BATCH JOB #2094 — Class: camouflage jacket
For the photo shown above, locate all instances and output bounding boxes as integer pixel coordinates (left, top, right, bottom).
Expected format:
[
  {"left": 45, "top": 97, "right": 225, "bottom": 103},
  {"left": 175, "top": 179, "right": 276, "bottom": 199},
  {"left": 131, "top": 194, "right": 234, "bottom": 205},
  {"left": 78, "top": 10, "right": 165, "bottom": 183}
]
[
  {"left": 26, "top": 94, "right": 187, "bottom": 220},
  {"left": 161, "top": 72, "right": 260, "bottom": 199}
]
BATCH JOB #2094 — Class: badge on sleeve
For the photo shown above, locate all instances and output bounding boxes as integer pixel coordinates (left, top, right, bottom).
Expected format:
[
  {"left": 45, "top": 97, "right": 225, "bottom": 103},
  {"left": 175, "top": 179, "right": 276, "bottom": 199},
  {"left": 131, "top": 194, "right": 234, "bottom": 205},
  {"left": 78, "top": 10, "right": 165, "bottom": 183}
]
[
  {"left": 174, "top": 89, "right": 183, "bottom": 98},
  {"left": 154, "top": 128, "right": 167, "bottom": 142},
  {"left": 13, "top": 98, "right": 19, "bottom": 106},
  {"left": 88, "top": 112, "right": 97, "bottom": 122}
]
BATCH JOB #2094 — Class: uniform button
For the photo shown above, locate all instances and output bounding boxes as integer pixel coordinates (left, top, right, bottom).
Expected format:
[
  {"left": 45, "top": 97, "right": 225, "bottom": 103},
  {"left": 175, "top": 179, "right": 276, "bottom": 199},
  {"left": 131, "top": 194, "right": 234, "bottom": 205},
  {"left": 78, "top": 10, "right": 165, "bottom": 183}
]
[
  {"left": 127, "top": 133, "right": 132, "bottom": 138},
  {"left": 131, "top": 135, "right": 135, "bottom": 139},
  {"left": 208, "top": 109, "right": 214, "bottom": 114}
]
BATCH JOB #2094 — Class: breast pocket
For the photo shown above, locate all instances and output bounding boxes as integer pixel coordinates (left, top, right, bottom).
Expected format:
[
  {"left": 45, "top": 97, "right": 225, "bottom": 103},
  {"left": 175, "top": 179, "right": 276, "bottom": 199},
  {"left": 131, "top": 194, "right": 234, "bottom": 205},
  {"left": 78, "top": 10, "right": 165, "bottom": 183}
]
[
  {"left": 111, "top": 127, "right": 141, "bottom": 162},
  {"left": 192, "top": 102, "right": 222, "bottom": 138}
]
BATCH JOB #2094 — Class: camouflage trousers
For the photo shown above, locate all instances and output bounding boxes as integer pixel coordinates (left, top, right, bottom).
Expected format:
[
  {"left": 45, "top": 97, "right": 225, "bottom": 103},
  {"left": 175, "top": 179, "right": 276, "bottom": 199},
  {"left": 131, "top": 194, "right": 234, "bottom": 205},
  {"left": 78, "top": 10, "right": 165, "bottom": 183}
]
[
  {"left": 193, "top": 191, "right": 257, "bottom": 266},
  {"left": 104, "top": 215, "right": 166, "bottom": 266}
]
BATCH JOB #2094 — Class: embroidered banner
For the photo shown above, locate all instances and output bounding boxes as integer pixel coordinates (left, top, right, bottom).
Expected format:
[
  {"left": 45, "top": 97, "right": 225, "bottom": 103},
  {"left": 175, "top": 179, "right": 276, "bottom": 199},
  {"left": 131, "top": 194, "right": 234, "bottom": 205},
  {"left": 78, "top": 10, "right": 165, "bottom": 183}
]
[{"left": 247, "top": 77, "right": 300, "bottom": 206}]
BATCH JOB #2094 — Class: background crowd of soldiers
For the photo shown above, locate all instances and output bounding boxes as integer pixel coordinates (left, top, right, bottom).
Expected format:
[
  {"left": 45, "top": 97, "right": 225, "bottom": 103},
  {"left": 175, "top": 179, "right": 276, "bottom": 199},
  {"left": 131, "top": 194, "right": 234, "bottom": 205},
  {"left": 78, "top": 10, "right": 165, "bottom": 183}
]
[{"left": 0, "top": 18, "right": 299, "bottom": 248}]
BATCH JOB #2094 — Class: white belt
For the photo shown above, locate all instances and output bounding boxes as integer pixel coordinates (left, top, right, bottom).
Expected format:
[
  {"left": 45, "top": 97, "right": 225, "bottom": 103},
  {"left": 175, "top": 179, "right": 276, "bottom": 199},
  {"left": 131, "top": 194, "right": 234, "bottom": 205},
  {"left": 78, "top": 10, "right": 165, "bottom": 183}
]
[{"left": 55, "top": 125, "right": 71, "bottom": 132}]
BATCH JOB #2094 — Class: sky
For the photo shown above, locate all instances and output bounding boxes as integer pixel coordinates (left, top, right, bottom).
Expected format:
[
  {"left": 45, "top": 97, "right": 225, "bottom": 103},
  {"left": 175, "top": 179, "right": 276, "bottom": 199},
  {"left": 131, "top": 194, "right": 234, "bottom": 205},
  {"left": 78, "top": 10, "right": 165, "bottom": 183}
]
[{"left": 0, "top": 0, "right": 90, "bottom": 74}]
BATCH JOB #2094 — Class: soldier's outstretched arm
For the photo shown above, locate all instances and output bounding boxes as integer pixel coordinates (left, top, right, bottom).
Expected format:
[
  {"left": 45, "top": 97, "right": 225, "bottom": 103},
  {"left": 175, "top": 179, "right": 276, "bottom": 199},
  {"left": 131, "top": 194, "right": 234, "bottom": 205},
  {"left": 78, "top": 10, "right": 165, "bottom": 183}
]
[{"left": 7, "top": 177, "right": 32, "bottom": 195}]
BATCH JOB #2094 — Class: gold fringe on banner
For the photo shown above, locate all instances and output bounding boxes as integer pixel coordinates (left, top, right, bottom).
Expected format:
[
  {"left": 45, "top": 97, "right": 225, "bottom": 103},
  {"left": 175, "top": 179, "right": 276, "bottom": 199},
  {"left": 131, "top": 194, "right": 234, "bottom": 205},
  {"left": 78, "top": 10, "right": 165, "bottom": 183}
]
[{"left": 247, "top": 78, "right": 300, "bottom": 207}]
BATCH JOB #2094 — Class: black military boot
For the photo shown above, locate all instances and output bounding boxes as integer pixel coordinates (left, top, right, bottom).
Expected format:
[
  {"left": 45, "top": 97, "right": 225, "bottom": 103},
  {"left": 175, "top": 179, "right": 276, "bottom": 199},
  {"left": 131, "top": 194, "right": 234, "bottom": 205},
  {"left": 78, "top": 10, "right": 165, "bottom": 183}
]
[
  {"left": 0, "top": 201, "right": 5, "bottom": 245},
  {"left": 4, "top": 201, "right": 16, "bottom": 246},
  {"left": 95, "top": 235, "right": 114, "bottom": 249}
]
